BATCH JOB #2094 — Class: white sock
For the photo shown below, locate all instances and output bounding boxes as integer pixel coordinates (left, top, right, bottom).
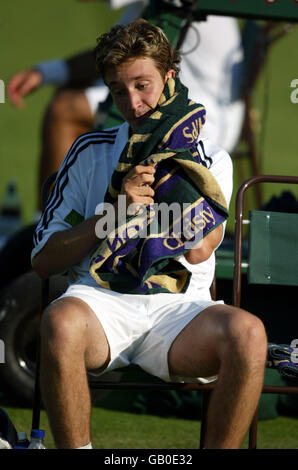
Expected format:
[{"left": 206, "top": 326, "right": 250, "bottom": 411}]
[{"left": 76, "top": 442, "right": 93, "bottom": 449}]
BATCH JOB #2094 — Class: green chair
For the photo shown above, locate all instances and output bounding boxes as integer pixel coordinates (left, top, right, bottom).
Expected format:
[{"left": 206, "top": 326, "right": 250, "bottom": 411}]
[{"left": 233, "top": 174, "right": 298, "bottom": 448}]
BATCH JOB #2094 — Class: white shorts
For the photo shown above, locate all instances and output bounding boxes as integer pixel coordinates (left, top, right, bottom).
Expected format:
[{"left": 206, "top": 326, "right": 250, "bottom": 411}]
[{"left": 58, "top": 284, "right": 223, "bottom": 383}]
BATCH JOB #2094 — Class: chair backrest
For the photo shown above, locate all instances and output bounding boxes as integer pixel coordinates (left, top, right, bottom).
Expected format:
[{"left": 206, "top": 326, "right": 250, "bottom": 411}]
[
  {"left": 248, "top": 209, "right": 298, "bottom": 286},
  {"left": 233, "top": 175, "right": 298, "bottom": 307}
]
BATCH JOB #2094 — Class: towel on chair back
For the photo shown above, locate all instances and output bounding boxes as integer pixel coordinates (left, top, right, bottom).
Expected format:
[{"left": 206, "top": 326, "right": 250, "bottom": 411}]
[{"left": 89, "top": 77, "right": 229, "bottom": 294}]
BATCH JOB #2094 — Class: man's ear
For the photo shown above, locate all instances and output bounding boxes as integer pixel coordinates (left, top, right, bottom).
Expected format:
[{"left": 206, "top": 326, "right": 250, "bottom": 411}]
[{"left": 165, "top": 69, "right": 175, "bottom": 80}]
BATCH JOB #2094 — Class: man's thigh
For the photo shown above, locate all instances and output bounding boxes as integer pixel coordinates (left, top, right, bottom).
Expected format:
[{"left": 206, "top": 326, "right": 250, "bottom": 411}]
[
  {"left": 168, "top": 304, "right": 239, "bottom": 379},
  {"left": 43, "top": 294, "right": 110, "bottom": 372},
  {"left": 131, "top": 297, "right": 223, "bottom": 382},
  {"left": 56, "top": 284, "right": 150, "bottom": 375}
]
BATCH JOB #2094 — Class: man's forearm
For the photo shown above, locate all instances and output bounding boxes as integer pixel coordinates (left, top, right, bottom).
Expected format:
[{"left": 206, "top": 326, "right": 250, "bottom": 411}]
[
  {"left": 184, "top": 224, "right": 223, "bottom": 265},
  {"left": 32, "top": 215, "right": 102, "bottom": 279},
  {"left": 33, "top": 166, "right": 156, "bottom": 280}
]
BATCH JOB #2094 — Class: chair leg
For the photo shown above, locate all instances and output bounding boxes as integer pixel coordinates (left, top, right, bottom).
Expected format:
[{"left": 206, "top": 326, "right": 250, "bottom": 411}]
[
  {"left": 31, "top": 278, "right": 50, "bottom": 431},
  {"left": 199, "top": 390, "right": 211, "bottom": 449},
  {"left": 248, "top": 407, "right": 258, "bottom": 449}
]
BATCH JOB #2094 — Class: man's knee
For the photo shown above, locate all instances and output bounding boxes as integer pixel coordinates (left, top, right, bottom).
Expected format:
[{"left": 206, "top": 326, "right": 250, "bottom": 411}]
[
  {"left": 218, "top": 306, "right": 267, "bottom": 365},
  {"left": 40, "top": 298, "right": 88, "bottom": 356}
]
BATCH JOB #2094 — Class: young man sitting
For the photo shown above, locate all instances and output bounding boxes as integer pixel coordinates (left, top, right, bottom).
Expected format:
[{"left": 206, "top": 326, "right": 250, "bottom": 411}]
[{"left": 31, "top": 19, "right": 267, "bottom": 449}]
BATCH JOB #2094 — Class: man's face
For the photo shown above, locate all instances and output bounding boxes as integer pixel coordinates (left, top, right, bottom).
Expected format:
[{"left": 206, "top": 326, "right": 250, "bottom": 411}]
[{"left": 105, "top": 57, "right": 174, "bottom": 131}]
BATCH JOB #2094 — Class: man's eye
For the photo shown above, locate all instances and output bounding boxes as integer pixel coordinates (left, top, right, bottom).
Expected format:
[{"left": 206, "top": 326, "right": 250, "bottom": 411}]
[{"left": 137, "top": 83, "right": 149, "bottom": 90}]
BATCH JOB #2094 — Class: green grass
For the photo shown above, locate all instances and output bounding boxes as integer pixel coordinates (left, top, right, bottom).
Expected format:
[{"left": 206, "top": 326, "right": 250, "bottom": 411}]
[
  {"left": 1, "top": 401, "right": 298, "bottom": 450},
  {"left": 1, "top": 368, "right": 298, "bottom": 450}
]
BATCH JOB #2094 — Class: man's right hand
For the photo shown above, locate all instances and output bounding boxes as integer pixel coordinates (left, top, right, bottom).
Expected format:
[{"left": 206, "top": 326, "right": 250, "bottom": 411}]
[
  {"left": 7, "top": 69, "right": 43, "bottom": 108},
  {"left": 120, "top": 164, "right": 155, "bottom": 215}
]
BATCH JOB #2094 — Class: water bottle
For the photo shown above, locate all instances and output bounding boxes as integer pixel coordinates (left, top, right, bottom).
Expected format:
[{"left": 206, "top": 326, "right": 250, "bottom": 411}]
[
  {"left": 14, "top": 431, "right": 30, "bottom": 449},
  {"left": 0, "top": 179, "right": 22, "bottom": 249},
  {"left": 28, "top": 429, "right": 46, "bottom": 449}
]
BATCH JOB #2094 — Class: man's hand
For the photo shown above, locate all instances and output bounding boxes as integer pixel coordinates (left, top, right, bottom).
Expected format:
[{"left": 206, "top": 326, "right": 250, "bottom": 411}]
[
  {"left": 120, "top": 165, "right": 155, "bottom": 214},
  {"left": 7, "top": 69, "right": 43, "bottom": 108}
]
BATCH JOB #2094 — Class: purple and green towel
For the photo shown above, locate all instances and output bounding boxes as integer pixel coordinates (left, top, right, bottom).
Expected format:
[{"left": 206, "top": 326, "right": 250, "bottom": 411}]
[{"left": 90, "top": 77, "right": 228, "bottom": 294}]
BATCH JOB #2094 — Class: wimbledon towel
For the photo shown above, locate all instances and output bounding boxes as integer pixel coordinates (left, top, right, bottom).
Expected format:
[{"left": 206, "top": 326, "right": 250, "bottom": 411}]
[{"left": 90, "top": 77, "right": 228, "bottom": 294}]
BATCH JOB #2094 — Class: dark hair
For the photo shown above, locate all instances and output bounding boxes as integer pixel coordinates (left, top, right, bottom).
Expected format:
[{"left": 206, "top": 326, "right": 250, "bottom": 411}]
[{"left": 95, "top": 18, "right": 181, "bottom": 81}]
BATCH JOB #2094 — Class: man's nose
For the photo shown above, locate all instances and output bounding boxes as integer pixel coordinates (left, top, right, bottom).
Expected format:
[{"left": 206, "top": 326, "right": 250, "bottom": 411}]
[{"left": 127, "top": 90, "right": 141, "bottom": 110}]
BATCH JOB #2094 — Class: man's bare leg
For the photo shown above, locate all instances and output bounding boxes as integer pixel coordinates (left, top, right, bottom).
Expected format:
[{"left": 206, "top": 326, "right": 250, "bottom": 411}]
[
  {"left": 38, "top": 89, "right": 94, "bottom": 206},
  {"left": 168, "top": 304, "right": 267, "bottom": 449},
  {"left": 40, "top": 297, "right": 110, "bottom": 449}
]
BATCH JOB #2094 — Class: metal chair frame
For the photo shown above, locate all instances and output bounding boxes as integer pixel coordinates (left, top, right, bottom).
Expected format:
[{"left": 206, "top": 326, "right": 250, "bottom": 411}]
[{"left": 233, "top": 174, "right": 298, "bottom": 448}]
